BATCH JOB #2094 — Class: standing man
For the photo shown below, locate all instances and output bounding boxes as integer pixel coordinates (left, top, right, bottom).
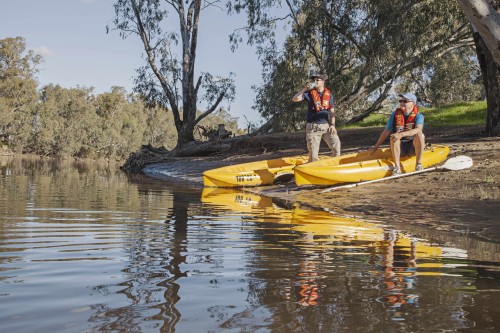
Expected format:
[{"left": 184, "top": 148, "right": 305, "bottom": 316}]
[
  {"left": 372, "top": 92, "right": 425, "bottom": 175},
  {"left": 292, "top": 73, "right": 341, "bottom": 162}
]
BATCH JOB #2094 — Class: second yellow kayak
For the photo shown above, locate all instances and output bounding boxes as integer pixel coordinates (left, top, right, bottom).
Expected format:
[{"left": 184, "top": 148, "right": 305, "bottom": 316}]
[{"left": 294, "top": 145, "right": 450, "bottom": 186}]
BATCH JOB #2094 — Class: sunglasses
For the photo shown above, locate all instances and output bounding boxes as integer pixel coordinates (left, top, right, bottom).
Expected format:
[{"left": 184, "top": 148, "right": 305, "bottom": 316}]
[{"left": 398, "top": 99, "right": 412, "bottom": 103}]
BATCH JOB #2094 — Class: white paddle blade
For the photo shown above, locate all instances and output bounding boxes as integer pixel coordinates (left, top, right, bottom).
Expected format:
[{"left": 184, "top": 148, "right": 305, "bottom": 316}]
[{"left": 441, "top": 155, "right": 473, "bottom": 171}]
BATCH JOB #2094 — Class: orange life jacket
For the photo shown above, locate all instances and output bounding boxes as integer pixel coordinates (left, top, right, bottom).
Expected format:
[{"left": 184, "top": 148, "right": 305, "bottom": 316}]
[
  {"left": 309, "top": 88, "right": 332, "bottom": 112},
  {"left": 393, "top": 105, "right": 418, "bottom": 133}
]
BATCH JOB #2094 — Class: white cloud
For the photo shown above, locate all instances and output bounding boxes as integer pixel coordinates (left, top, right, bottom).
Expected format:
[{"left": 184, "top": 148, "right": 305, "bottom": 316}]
[{"left": 33, "top": 46, "right": 54, "bottom": 58}]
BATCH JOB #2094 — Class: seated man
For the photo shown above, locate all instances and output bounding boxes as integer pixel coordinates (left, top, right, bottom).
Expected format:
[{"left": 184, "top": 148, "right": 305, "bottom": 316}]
[{"left": 372, "top": 92, "right": 425, "bottom": 175}]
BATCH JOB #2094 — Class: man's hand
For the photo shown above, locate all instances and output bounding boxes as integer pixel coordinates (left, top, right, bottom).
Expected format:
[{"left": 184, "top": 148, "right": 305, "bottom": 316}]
[
  {"left": 328, "top": 125, "right": 337, "bottom": 135},
  {"left": 292, "top": 84, "right": 310, "bottom": 102},
  {"left": 391, "top": 132, "right": 403, "bottom": 141}
]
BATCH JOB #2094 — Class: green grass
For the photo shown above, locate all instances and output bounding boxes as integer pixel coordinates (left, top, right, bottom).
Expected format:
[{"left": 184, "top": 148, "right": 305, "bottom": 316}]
[{"left": 344, "top": 101, "right": 487, "bottom": 128}]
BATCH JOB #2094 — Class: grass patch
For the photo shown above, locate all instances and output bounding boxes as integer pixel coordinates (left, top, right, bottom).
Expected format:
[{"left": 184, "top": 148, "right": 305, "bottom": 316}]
[
  {"left": 422, "top": 101, "right": 487, "bottom": 126},
  {"left": 477, "top": 185, "right": 500, "bottom": 200},
  {"left": 457, "top": 184, "right": 500, "bottom": 200},
  {"left": 481, "top": 173, "right": 496, "bottom": 183},
  {"left": 343, "top": 101, "right": 487, "bottom": 128}
]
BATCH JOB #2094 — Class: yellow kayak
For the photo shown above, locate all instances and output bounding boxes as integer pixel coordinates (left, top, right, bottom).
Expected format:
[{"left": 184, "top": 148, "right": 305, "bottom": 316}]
[
  {"left": 294, "top": 145, "right": 450, "bottom": 186},
  {"left": 203, "top": 154, "right": 328, "bottom": 187}
]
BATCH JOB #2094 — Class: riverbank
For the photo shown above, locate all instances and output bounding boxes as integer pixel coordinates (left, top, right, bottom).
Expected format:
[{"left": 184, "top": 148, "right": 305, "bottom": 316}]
[{"left": 143, "top": 124, "right": 500, "bottom": 250}]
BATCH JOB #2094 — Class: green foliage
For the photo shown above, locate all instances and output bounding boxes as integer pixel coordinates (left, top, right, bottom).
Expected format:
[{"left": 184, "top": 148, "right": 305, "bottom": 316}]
[
  {"left": 253, "top": 40, "right": 311, "bottom": 132},
  {"left": 29, "top": 84, "right": 154, "bottom": 160},
  {"left": 0, "top": 37, "right": 41, "bottom": 151},
  {"left": 395, "top": 48, "right": 483, "bottom": 106},
  {"left": 0, "top": 36, "right": 245, "bottom": 160},
  {"left": 427, "top": 51, "right": 483, "bottom": 106},
  {"left": 234, "top": 0, "right": 475, "bottom": 127},
  {"left": 143, "top": 104, "right": 178, "bottom": 150},
  {"left": 0, "top": 37, "right": 246, "bottom": 160}
]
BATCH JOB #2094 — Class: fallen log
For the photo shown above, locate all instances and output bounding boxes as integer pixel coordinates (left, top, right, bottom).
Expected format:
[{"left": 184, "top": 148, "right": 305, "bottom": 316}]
[{"left": 120, "top": 137, "right": 245, "bottom": 173}]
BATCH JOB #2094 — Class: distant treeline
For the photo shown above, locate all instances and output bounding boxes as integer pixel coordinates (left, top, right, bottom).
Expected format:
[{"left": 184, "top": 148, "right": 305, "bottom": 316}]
[{"left": 0, "top": 37, "right": 243, "bottom": 160}]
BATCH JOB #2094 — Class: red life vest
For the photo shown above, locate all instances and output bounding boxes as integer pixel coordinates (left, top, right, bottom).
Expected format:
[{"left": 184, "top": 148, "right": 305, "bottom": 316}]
[
  {"left": 309, "top": 88, "right": 332, "bottom": 112},
  {"left": 393, "top": 105, "right": 418, "bottom": 133}
]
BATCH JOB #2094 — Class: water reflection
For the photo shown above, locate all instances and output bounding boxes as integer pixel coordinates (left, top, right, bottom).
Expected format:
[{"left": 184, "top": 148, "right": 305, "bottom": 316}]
[
  {"left": 1, "top": 157, "right": 500, "bottom": 332},
  {"left": 380, "top": 230, "right": 419, "bottom": 320},
  {"left": 200, "top": 188, "right": 500, "bottom": 331}
]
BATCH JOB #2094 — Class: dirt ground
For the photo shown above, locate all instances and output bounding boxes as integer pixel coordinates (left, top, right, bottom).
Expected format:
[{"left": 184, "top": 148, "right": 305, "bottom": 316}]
[{"left": 145, "top": 124, "right": 500, "bottom": 257}]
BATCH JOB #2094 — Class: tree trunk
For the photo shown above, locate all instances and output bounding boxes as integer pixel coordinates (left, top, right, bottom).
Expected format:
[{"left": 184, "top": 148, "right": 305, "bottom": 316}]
[
  {"left": 473, "top": 31, "right": 500, "bottom": 136},
  {"left": 457, "top": 0, "right": 500, "bottom": 135},
  {"left": 457, "top": 0, "right": 500, "bottom": 66},
  {"left": 176, "top": 120, "right": 196, "bottom": 147}
]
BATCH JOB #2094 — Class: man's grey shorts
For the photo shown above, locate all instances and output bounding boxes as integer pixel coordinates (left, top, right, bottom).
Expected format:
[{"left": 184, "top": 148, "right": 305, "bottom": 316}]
[{"left": 401, "top": 140, "right": 416, "bottom": 157}]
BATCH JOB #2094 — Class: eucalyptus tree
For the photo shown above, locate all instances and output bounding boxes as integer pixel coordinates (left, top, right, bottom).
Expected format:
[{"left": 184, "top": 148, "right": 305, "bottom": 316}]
[
  {"left": 0, "top": 37, "right": 41, "bottom": 151},
  {"left": 457, "top": 0, "right": 500, "bottom": 135},
  {"left": 143, "top": 104, "right": 178, "bottom": 149},
  {"left": 425, "top": 51, "right": 483, "bottom": 106},
  {"left": 110, "top": 0, "right": 235, "bottom": 149},
  {"left": 33, "top": 85, "right": 101, "bottom": 157},
  {"left": 394, "top": 48, "right": 483, "bottom": 106},
  {"left": 29, "top": 85, "right": 144, "bottom": 159},
  {"left": 230, "top": 0, "right": 475, "bottom": 131},
  {"left": 95, "top": 86, "right": 148, "bottom": 159},
  {"left": 458, "top": 0, "right": 500, "bottom": 65}
]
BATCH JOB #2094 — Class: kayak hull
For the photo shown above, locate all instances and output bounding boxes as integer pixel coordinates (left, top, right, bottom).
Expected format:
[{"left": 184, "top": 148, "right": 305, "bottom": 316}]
[
  {"left": 202, "top": 154, "right": 312, "bottom": 187},
  {"left": 294, "top": 145, "right": 450, "bottom": 186}
]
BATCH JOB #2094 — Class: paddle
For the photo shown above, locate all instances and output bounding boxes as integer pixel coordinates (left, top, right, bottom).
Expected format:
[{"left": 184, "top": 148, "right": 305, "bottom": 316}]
[{"left": 320, "top": 155, "right": 473, "bottom": 193}]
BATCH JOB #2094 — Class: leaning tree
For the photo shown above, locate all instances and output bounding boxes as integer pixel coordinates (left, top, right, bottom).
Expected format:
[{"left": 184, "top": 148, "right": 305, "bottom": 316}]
[
  {"left": 457, "top": 0, "right": 500, "bottom": 135},
  {"left": 111, "top": 0, "right": 235, "bottom": 149}
]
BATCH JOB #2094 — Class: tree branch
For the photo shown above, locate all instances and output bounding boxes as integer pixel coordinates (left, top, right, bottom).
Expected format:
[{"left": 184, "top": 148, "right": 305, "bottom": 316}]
[
  {"left": 195, "top": 91, "right": 225, "bottom": 124},
  {"left": 131, "top": 0, "right": 180, "bottom": 120}
]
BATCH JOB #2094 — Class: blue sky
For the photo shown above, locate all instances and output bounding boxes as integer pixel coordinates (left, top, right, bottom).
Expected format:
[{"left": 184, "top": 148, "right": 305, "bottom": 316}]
[{"left": 1, "top": 0, "right": 271, "bottom": 127}]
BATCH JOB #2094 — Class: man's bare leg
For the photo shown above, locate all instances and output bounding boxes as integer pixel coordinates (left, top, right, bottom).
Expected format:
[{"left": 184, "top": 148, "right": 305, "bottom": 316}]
[
  {"left": 413, "top": 132, "right": 425, "bottom": 165},
  {"left": 390, "top": 139, "right": 402, "bottom": 170}
]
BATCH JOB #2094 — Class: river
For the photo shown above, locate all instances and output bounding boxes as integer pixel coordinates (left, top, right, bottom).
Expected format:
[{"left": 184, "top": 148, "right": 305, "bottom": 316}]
[{"left": 1, "top": 156, "right": 499, "bottom": 332}]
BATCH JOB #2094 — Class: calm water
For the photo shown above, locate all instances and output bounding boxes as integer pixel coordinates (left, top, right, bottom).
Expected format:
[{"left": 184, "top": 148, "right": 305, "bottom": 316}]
[{"left": 1, "top": 156, "right": 499, "bottom": 333}]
